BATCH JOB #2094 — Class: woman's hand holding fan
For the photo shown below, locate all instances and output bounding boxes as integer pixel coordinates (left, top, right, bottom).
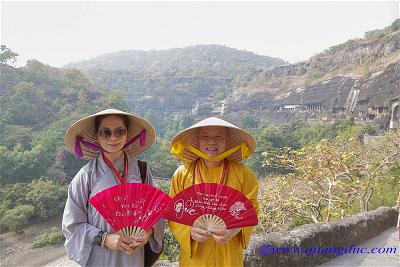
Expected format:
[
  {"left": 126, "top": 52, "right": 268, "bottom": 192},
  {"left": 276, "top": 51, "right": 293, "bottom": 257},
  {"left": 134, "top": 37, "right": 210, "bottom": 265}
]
[
  {"left": 128, "top": 227, "right": 154, "bottom": 250},
  {"left": 89, "top": 183, "right": 171, "bottom": 243},
  {"left": 103, "top": 231, "right": 135, "bottom": 253}
]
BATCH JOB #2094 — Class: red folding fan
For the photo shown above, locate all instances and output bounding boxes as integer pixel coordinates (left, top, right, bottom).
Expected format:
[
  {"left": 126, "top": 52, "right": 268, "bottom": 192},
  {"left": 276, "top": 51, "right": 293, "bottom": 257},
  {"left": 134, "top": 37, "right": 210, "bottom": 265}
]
[
  {"left": 89, "top": 183, "right": 171, "bottom": 238},
  {"left": 164, "top": 183, "right": 258, "bottom": 230}
]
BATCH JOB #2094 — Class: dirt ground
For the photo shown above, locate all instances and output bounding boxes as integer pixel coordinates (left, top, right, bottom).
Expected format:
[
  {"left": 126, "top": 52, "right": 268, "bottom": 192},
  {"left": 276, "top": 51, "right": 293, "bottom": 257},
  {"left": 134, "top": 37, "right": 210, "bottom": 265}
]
[
  {"left": 0, "top": 215, "right": 77, "bottom": 267},
  {"left": 0, "top": 216, "right": 174, "bottom": 267}
]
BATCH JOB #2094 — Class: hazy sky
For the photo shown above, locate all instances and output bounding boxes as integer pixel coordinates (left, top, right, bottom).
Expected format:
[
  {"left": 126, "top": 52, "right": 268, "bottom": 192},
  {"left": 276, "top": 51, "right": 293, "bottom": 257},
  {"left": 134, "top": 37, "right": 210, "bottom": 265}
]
[{"left": 1, "top": 1, "right": 399, "bottom": 67}]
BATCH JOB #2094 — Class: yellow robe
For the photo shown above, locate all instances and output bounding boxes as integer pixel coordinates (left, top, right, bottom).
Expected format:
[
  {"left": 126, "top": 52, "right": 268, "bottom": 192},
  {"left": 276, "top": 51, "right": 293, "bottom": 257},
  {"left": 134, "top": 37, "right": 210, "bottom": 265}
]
[{"left": 169, "top": 160, "right": 259, "bottom": 267}]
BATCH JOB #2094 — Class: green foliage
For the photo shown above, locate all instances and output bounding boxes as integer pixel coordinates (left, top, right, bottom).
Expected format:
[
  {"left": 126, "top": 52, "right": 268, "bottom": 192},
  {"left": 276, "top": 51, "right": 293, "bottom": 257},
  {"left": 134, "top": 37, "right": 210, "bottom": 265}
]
[
  {"left": 247, "top": 120, "right": 376, "bottom": 177},
  {"left": 240, "top": 116, "right": 259, "bottom": 129},
  {"left": 104, "top": 91, "right": 130, "bottom": 111},
  {"left": 139, "top": 138, "right": 179, "bottom": 178},
  {"left": 25, "top": 178, "right": 68, "bottom": 220},
  {"left": 154, "top": 180, "right": 171, "bottom": 194},
  {"left": 1, "top": 205, "right": 34, "bottom": 233},
  {"left": 0, "top": 183, "right": 30, "bottom": 217},
  {"left": 390, "top": 18, "right": 400, "bottom": 32},
  {"left": 0, "top": 126, "right": 67, "bottom": 184},
  {"left": 365, "top": 18, "right": 400, "bottom": 41},
  {"left": 0, "top": 56, "right": 136, "bottom": 186},
  {"left": 0, "top": 143, "right": 46, "bottom": 184},
  {"left": 0, "top": 45, "right": 18, "bottom": 66},
  {"left": 66, "top": 45, "right": 285, "bottom": 98},
  {"left": 304, "top": 69, "right": 325, "bottom": 86},
  {"left": 160, "top": 228, "right": 179, "bottom": 262},
  {"left": 369, "top": 166, "right": 400, "bottom": 210},
  {"left": 364, "top": 30, "right": 386, "bottom": 41},
  {"left": 258, "top": 130, "right": 400, "bottom": 232},
  {"left": 1, "top": 82, "right": 52, "bottom": 126},
  {"left": 0, "top": 124, "right": 33, "bottom": 149},
  {"left": 323, "top": 18, "right": 399, "bottom": 58},
  {"left": 178, "top": 115, "right": 195, "bottom": 131},
  {"left": 31, "top": 227, "right": 65, "bottom": 248},
  {"left": 288, "top": 216, "right": 314, "bottom": 230},
  {"left": 0, "top": 178, "right": 68, "bottom": 232}
]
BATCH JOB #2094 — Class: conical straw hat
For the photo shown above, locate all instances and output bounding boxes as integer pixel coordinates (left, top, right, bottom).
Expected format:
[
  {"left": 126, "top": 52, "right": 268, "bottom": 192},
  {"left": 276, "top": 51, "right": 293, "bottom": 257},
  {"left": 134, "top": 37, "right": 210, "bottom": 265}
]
[
  {"left": 170, "top": 117, "right": 256, "bottom": 163},
  {"left": 64, "top": 109, "right": 155, "bottom": 160}
]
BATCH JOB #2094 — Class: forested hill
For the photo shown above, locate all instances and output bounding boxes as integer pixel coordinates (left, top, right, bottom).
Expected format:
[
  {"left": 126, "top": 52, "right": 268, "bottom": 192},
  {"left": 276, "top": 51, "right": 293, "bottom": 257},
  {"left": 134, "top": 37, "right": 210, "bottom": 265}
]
[
  {"left": 67, "top": 44, "right": 285, "bottom": 76},
  {"left": 0, "top": 58, "right": 130, "bottom": 184},
  {"left": 66, "top": 45, "right": 286, "bottom": 98}
]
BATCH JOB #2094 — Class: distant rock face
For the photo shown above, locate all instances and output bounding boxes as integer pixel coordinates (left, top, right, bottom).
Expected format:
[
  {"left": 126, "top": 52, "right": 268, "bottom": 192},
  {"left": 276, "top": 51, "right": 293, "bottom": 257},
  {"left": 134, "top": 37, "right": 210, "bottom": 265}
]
[
  {"left": 129, "top": 57, "right": 399, "bottom": 129},
  {"left": 308, "top": 31, "right": 400, "bottom": 72},
  {"left": 223, "top": 60, "right": 399, "bottom": 128},
  {"left": 221, "top": 29, "right": 400, "bottom": 129},
  {"left": 255, "top": 31, "right": 399, "bottom": 79},
  {"left": 262, "top": 62, "right": 310, "bottom": 78}
]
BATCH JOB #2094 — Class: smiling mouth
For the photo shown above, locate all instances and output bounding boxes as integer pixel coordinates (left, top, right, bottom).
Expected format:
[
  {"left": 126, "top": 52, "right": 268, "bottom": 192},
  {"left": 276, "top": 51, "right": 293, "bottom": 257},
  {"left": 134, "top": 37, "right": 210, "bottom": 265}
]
[
  {"left": 206, "top": 148, "right": 218, "bottom": 152},
  {"left": 107, "top": 144, "right": 120, "bottom": 147}
]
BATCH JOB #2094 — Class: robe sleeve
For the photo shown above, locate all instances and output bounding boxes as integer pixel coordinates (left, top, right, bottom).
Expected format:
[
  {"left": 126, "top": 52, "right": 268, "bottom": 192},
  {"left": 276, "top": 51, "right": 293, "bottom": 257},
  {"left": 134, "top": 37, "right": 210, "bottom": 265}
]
[
  {"left": 237, "top": 166, "right": 259, "bottom": 249},
  {"left": 145, "top": 166, "right": 166, "bottom": 253},
  {"left": 62, "top": 169, "right": 100, "bottom": 266},
  {"left": 168, "top": 166, "right": 199, "bottom": 258}
]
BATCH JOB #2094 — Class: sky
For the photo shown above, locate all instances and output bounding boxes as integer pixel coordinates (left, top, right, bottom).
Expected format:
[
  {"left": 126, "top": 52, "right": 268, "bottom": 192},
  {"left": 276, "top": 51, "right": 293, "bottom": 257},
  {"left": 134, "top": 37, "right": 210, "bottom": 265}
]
[{"left": 1, "top": 1, "right": 399, "bottom": 67}]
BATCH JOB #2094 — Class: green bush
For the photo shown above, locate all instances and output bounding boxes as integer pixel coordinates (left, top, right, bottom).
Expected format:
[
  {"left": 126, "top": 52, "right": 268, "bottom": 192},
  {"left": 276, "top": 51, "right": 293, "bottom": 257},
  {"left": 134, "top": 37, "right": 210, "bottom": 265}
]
[
  {"left": 160, "top": 227, "right": 179, "bottom": 262},
  {"left": 25, "top": 178, "right": 68, "bottom": 220},
  {"left": 154, "top": 180, "right": 171, "bottom": 194},
  {"left": 1, "top": 204, "right": 34, "bottom": 233},
  {"left": 31, "top": 227, "right": 65, "bottom": 248},
  {"left": 288, "top": 216, "right": 314, "bottom": 230},
  {"left": 369, "top": 166, "right": 400, "bottom": 210},
  {"left": 0, "top": 183, "right": 29, "bottom": 217}
]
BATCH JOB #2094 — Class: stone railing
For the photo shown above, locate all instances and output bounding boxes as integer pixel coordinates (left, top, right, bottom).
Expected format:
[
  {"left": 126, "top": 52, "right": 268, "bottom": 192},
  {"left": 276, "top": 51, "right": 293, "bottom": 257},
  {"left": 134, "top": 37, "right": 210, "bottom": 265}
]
[{"left": 244, "top": 206, "right": 398, "bottom": 267}]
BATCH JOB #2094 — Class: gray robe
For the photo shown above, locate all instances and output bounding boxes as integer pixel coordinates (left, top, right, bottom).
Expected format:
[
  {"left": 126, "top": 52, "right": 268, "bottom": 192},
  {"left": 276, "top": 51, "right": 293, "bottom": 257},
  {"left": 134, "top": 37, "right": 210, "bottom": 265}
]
[{"left": 62, "top": 154, "right": 165, "bottom": 267}]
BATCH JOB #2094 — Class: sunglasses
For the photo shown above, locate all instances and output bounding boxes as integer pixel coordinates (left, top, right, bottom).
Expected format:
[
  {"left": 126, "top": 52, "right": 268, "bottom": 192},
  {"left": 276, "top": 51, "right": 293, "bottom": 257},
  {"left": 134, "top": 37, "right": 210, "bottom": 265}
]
[{"left": 98, "top": 128, "right": 127, "bottom": 140}]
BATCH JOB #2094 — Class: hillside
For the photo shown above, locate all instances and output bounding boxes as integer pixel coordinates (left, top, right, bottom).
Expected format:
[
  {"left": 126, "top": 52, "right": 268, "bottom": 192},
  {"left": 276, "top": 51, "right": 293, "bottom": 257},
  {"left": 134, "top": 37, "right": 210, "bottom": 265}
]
[
  {"left": 67, "top": 44, "right": 285, "bottom": 76},
  {"left": 0, "top": 58, "right": 131, "bottom": 184},
  {"left": 64, "top": 20, "right": 400, "bottom": 130},
  {"left": 66, "top": 44, "right": 286, "bottom": 100}
]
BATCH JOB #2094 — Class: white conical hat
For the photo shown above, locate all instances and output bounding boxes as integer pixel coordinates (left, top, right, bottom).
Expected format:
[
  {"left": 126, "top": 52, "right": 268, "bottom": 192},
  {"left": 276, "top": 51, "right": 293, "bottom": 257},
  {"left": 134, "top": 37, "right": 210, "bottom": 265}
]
[
  {"left": 64, "top": 109, "right": 155, "bottom": 160},
  {"left": 170, "top": 117, "right": 256, "bottom": 163}
]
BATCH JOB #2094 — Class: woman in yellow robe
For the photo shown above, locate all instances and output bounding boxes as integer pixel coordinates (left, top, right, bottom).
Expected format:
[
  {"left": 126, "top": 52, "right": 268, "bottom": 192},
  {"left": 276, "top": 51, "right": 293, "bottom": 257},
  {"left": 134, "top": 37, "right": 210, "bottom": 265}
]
[{"left": 168, "top": 117, "right": 259, "bottom": 267}]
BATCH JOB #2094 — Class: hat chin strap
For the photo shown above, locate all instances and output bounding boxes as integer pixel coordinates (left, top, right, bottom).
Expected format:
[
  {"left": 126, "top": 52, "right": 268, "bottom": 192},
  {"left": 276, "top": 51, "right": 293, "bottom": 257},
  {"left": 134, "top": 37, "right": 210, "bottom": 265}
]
[
  {"left": 74, "top": 129, "right": 147, "bottom": 158},
  {"left": 170, "top": 139, "right": 251, "bottom": 162}
]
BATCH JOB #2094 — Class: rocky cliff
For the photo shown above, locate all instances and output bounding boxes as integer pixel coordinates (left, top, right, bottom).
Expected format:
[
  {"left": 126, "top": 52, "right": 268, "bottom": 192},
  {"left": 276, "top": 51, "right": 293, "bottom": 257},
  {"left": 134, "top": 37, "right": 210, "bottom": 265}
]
[{"left": 224, "top": 27, "right": 400, "bottom": 129}]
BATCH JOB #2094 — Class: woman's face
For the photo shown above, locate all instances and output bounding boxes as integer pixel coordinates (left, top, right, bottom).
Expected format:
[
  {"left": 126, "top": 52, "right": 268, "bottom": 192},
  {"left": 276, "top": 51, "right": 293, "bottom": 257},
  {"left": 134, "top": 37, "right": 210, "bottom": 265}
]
[{"left": 97, "top": 115, "right": 128, "bottom": 154}]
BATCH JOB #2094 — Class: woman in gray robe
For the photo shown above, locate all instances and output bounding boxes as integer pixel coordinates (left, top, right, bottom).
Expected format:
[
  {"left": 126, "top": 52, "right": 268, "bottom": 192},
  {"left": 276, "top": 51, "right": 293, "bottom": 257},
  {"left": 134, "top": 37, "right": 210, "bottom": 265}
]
[{"left": 62, "top": 109, "right": 165, "bottom": 267}]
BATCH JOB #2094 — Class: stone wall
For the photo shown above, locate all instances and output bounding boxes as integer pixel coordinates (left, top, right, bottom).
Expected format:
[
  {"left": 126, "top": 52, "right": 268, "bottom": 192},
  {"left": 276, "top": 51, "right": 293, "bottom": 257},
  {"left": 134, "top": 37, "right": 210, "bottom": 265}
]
[{"left": 244, "top": 206, "right": 398, "bottom": 267}]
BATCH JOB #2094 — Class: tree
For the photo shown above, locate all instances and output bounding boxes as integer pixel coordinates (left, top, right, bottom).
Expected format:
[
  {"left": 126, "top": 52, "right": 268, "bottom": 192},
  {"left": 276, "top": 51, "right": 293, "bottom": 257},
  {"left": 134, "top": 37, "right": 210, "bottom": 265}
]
[
  {"left": 258, "top": 130, "right": 400, "bottom": 231},
  {"left": 241, "top": 116, "right": 259, "bottom": 129},
  {"left": 0, "top": 183, "right": 30, "bottom": 217},
  {"left": 0, "top": 45, "right": 18, "bottom": 66},
  {"left": 25, "top": 178, "right": 68, "bottom": 220},
  {"left": 139, "top": 138, "right": 179, "bottom": 178},
  {"left": 1, "top": 82, "right": 52, "bottom": 126},
  {"left": 1, "top": 205, "right": 35, "bottom": 233}
]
